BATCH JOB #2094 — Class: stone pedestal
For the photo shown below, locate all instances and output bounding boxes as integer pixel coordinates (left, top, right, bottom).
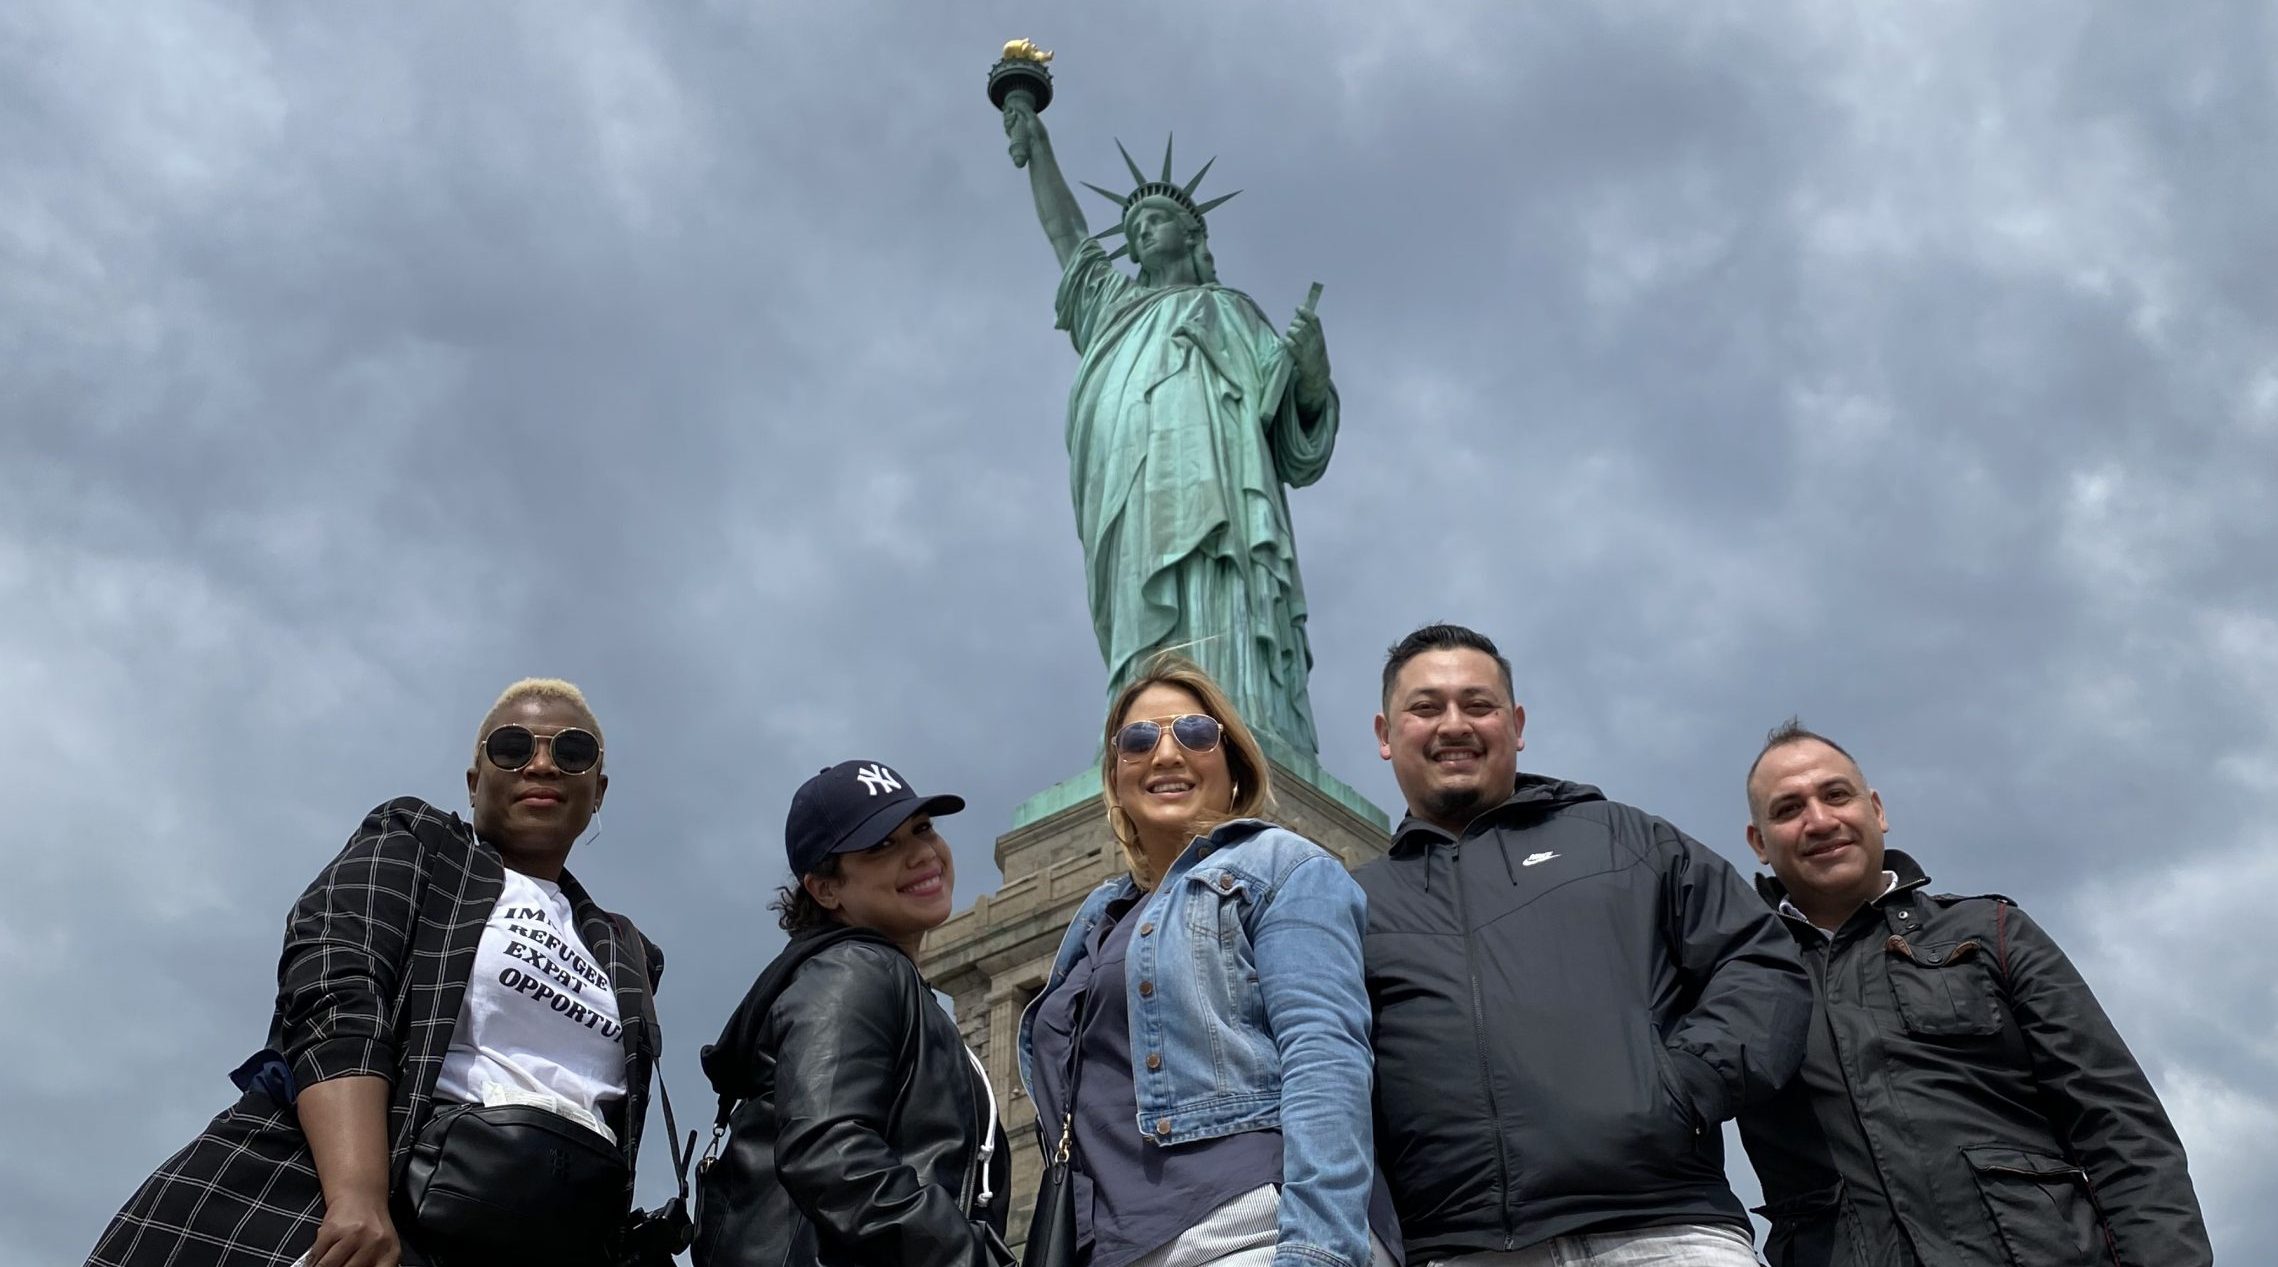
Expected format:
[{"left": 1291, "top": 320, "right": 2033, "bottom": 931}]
[{"left": 922, "top": 756, "right": 1391, "bottom": 1245}]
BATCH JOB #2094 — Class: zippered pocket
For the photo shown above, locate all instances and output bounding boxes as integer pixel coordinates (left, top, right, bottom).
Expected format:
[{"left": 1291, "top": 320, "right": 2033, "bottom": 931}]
[{"left": 1961, "top": 1146, "right": 2107, "bottom": 1266}]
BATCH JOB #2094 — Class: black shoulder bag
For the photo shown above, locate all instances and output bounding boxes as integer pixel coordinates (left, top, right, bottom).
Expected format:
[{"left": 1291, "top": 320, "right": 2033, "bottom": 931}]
[
  {"left": 399, "top": 913, "right": 695, "bottom": 1266},
  {"left": 401, "top": 1099, "right": 627, "bottom": 1259},
  {"left": 1022, "top": 965, "right": 1100, "bottom": 1267},
  {"left": 400, "top": 1075, "right": 694, "bottom": 1265}
]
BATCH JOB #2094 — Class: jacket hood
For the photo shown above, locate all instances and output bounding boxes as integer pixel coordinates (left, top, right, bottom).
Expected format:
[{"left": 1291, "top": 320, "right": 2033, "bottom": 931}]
[
  {"left": 700, "top": 924, "right": 905, "bottom": 1102},
  {"left": 1390, "top": 771, "right": 1606, "bottom": 853}
]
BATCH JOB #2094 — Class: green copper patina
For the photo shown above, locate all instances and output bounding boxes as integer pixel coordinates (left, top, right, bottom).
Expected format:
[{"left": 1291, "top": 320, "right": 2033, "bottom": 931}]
[{"left": 1000, "top": 70, "right": 1339, "bottom": 754}]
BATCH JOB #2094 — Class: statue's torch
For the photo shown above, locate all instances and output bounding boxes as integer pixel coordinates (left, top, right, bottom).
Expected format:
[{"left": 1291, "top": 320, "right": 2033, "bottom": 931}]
[{"left": 989, "top": 39, "right": 1055, "bottom": 168}]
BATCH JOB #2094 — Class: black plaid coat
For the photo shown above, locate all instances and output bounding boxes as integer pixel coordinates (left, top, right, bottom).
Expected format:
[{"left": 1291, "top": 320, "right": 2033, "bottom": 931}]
[{"left": 87, "top": 796, "right": 665, "bottom": 1267}]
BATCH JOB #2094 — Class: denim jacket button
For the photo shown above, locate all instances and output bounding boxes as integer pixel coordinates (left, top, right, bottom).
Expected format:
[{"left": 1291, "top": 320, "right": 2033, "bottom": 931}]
[
  {"left": 1156, "top": 1118, "right": 1172, "bottom": 1136},
  {"left": 1139, "top": 980, "right": 1155, "bottom": 997},
  {"left": 1146, "top": 1052, "right": 1162, "bottom": 1071},
  {"left": 1139, "top": 922, "right": 1154, "bottom": 936},
  {"left": 1217, "top": 874, "right": 1234, "bottom": 890}
]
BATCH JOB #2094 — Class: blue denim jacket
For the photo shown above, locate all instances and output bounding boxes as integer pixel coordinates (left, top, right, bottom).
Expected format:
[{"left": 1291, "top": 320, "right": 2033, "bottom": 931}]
[{"left": 1017, "top": 821, "right": 1377, "bottom": 1267}]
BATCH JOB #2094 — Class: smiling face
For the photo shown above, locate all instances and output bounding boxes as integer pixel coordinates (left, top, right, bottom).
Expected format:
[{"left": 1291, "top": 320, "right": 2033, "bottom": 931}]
[
  {"left": 1747, "top": 738, "right": 1890, "bottom": 915},
  {"left": 1377, "top": 648, "right": 1525, "bottom": 834},
  {"left": 1110, "top": 682, "right": 1236, "bottom": 860},
  {"left": 466, "top": 693, "right": 606, "bottom": 873},
  {"left": 803, "top": 812, "right": 956, "bottom": 953}
]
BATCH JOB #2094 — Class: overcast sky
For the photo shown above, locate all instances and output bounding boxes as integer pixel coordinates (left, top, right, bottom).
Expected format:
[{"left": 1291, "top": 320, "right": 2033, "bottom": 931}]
[{"left": 5, "top": 2, "right": 2271, "bottom": 1261}]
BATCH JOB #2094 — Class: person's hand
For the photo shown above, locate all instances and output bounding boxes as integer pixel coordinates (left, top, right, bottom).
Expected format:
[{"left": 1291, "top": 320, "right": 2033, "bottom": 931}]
[
  {"left": 1003, "top": 99, "right": 1045, "bottom": 168},
  {"left": 1286, "top": 307, "right": 1331, "bottom": 407},
  {"left": 308, "top": 1191, "right": 400, "bottom": 1267}
]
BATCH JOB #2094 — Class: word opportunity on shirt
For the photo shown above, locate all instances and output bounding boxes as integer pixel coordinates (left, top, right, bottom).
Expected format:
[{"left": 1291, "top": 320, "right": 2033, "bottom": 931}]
[{"left": 494, "top": 903, "right": 623, "bottom": 1042}]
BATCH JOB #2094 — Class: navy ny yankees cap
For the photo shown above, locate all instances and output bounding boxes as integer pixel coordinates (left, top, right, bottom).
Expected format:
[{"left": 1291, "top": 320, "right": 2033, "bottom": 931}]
[{"left": 785, "top": 759, "right": 966, "bottom": 877}]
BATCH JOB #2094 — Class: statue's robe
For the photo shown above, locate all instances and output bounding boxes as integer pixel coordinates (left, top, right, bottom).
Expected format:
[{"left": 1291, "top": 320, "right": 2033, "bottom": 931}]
[{"left": 1056, "top": 239, "right": 1337, "bottom": 753}]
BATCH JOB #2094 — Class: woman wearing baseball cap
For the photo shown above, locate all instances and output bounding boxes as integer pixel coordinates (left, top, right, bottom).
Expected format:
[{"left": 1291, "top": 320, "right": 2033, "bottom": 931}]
[
  {"left": 692, "top": 760, "right": 1012, "bottom": 1267},
  {"left": 1016, "top": 654, "right": 1398, "bottom": 1267}
]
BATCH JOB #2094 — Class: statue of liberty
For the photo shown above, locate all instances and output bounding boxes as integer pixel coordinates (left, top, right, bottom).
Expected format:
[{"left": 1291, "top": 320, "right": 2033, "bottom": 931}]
[{"left": 1000, "top": 65, "right": 1339, "bottom": 755}]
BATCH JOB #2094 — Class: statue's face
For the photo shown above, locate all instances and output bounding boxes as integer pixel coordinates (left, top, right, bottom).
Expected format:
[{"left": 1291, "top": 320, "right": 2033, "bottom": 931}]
[{"left": 1127, "top": 199, "right": 1194, "bottom": 269}]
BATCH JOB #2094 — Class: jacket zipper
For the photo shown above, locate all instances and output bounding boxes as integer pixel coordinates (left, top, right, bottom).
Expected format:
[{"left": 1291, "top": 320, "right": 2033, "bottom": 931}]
[{"left": 1453, "top": 841, "right": 1518, "bottom": 1250}]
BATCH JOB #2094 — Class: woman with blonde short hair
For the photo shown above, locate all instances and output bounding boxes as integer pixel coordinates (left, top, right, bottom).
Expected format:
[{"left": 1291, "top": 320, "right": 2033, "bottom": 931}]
[
  {"left": 1017, "top": 655, "right": 1398, "bottom": 1267},
  {"left": 89, "top": 679, "right": 667, "bottom": 1267}
]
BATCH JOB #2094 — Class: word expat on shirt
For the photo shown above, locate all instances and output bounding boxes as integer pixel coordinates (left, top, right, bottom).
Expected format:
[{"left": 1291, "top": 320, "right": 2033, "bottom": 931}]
[{"left": 435, "top": 868, "right": 629, "bottom": 1132}]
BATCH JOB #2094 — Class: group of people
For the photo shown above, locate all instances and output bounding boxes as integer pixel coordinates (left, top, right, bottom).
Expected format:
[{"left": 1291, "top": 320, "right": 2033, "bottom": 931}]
[{"left": 86, "top": 622, "right": 2211, "bottom": 1267}]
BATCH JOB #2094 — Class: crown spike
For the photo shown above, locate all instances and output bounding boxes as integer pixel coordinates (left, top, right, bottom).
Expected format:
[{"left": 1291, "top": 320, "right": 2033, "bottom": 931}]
[
  {"left": 1181, "top": 156, "right": 1217, "bottom": 199},
  {"left": 1161, "top": 135, "right": 1175, "bottom": 184},
  {"left": 1193, "top": 191, "right": 1242, "bottom": 218},
  {"left": 1114, "top": 139, "right": 1148, "bottom": 187},
  {"left": 1082, "top": 181, "right": 1133, "bottom": 209}
]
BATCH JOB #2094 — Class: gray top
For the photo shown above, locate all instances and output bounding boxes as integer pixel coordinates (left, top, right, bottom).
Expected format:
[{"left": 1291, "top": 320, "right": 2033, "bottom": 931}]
[{"left": 1031, "top": 891, "right": 1282, "bottom": 1267}]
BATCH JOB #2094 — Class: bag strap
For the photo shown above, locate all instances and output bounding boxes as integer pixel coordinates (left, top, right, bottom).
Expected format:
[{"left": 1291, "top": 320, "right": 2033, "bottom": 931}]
[
  {"left": 609, "top": 911, "right": 696, "bottom": 1258},
  {"left": 605, "top": 911, "right": 694, "bottom": 1201},
  {"left": 1045, "top": 909, "right": 1116, "bottom": 1167},
  {"left": 655, "top": 1068, "right": 694, "bottom": 1205}
]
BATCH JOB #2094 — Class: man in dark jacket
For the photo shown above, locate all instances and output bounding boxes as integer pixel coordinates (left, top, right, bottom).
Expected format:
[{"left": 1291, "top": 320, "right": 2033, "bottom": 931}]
[
  {"left": 1358, "top": 624, "right": 1811, "bottom": 1264},
  {"left": 1735, "top": 720, "right": 2212, "bottom": 1267}
]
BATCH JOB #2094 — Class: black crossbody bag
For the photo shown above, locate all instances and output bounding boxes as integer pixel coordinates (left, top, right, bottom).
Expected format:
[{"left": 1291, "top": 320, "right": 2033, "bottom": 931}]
[
  {"left": 1023, "top": 960, "right": 1102, "bottom": 1267},
  {"left": 401, "top": 1079, "right": 694, "bottom": 1265},
  {"left": 400, "top": 913, "right": 695, "bottom": 1266},
  {"left": 402, "top": 1100, "right": 625, "bottom": 1257}
]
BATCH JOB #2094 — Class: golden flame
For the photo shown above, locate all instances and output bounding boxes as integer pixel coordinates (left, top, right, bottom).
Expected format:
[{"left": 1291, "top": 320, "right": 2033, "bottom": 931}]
[{"left": 1000, "top": 38, "right": 1053, "bottom": 64}]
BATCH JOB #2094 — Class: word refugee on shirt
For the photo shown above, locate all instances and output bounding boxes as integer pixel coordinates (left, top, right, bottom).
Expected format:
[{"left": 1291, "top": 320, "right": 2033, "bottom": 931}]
[
  {"left": 503, "top": 907, "right": 612, "bottom": 994},
  {"left": 492, "top": 904, "right": 623, "bottom": 1042}
]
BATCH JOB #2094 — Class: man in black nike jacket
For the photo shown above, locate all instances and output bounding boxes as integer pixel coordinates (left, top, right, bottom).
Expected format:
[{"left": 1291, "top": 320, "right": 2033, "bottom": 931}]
[
  {"left": 1734, "top": 720, "right": 2211, "bottom": 1267},
  {"left": 1358, "top": 624, "right": 1811, "bottom": 1265}
]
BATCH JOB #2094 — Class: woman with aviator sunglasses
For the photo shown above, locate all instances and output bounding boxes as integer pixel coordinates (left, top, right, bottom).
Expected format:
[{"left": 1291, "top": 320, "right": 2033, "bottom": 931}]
[
  {"left": 1017, "top": 654, "right": 1398, "bottom": 1267},
  {"left": 89, "top": 679, "right": 668, "bottom": 1267}
]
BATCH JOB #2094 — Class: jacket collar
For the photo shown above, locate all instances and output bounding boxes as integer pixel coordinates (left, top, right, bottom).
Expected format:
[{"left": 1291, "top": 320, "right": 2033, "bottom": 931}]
[
  {"left": 1390, "top": 772, "right": 1607, "bottom": 853},
  {"left": 1167, "top": 816, "right": 1273, "bottom": 873},
  {"left": 1755, "top": 848, "right": 1932, "bottom": 935},
  {"left": 1107, "top": 817, "right": 1276, "bottom": 902}
]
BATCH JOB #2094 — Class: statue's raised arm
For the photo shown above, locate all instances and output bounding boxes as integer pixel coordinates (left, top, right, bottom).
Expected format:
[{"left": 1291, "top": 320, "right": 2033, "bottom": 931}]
[
  {"left": 1004, "top": 105, "right": 1087, "bottom": 268},
  {"left": 986, "top": 42, "right": 1341, "bottom": 757},
  {"left": 991, "top": 44, "right": 1089, "bottom": 269}
]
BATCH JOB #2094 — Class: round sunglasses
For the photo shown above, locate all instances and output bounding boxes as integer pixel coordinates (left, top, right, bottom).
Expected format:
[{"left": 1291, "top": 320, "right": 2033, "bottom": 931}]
[
  {"left": 1114, "top": 713, "right": 1224, "bottom": 759},
  {"left": 482, "top": 724, "right": 603, "bottom": 775}
]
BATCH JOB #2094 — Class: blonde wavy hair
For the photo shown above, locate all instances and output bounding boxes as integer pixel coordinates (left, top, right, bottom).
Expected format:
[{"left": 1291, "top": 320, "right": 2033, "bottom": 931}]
[{"left": 1099, "top": 653, "right": 1274, "bottom": 888}]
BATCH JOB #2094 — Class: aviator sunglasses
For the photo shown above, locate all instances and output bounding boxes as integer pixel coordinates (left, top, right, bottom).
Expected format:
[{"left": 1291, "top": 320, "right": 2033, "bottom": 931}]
[
  {"left": 482, "top": 724, "right": 603, "bottom": 775},
  {"left": 1114, "top": 713, "right": 1224, "bottom": 759}
]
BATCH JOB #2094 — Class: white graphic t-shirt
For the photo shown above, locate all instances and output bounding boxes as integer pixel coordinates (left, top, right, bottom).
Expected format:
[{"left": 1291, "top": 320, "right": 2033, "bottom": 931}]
[{"left": 435, "top": 869, "right": 628, "bottom": 1138}]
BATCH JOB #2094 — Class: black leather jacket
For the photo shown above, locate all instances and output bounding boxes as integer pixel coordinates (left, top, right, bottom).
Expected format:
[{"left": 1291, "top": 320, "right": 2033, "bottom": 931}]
[
  {"left": 694, "top": 928, "right": 1011, "bottom": 1267},
  {"left": 1738, "top": 850, "right": 2211, "bottom": 1267}
]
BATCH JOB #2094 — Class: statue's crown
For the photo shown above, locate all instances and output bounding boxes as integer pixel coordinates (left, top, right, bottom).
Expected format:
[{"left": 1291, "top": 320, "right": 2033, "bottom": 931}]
[{"left": 1083, "top": 136, "right": 1239, "bottom": 262}]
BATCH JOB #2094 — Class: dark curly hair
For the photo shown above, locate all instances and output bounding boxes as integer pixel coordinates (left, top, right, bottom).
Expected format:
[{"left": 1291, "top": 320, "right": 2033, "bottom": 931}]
[{"left": 769, "top": 854, "right": 843, "bottom": 934}]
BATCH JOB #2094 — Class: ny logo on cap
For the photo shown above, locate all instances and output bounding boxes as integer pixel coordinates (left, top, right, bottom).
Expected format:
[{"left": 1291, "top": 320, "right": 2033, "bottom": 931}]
[{"left": 855, "top": 764, "right": 903, "bottom": 796}]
